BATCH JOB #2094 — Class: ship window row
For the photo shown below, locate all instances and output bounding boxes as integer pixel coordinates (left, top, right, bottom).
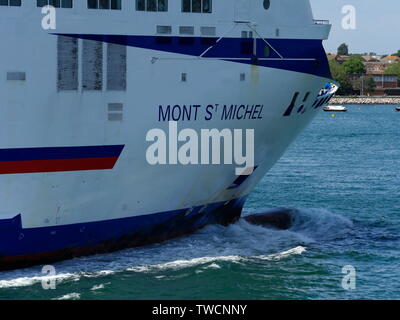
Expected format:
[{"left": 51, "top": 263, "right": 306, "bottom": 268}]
[
  {"left": 87, "top": 0, "right": 121, "bottom": 10},
  {"left": 37, "top": 0, "right": 121, "bottom": 9},
  {"left": 136, "top": 0, "right": 167, "bottom": 12},
  {"left": 182, "top": 0, "right": 211, "bottom": 13},
  {"left": 0, "top": 0, "right": 21, "bottom": 6},
  {"left": 37, "top": 0, "right": 72, "bottom": 8},
  {"left": 155, "top": 24, "right": 217, "bottom": 38},
  {"left": 4, "top": 0, "right": 213, "bottom": 12}
]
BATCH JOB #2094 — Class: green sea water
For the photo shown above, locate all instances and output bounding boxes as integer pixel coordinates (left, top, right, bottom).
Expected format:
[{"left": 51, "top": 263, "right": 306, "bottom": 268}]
[{"left": 1, "top": 105, "right": 399, "bottom": 300}]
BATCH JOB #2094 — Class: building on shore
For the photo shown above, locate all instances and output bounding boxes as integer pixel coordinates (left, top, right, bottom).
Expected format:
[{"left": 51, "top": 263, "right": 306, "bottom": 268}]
[
  {"left": 364, "top": 61, "right": 390, "bottom": 74},
  {"left": 370, "top": 74, "right": 399, "bottom": 95},
  {"left": 362, "top": 56, "right": 380, "bottom": 62},
  {"left": 328, "top": 53, "right": 400, "bottom": 96},
  {"left": 380, "top": 56, "right": 400, "bottom": 64},
  {"left": 348, "top": 73, "right": 399, "bottom": 96},
  {"left": 326, "top": 53, "right": 350, "bottom": 64}
]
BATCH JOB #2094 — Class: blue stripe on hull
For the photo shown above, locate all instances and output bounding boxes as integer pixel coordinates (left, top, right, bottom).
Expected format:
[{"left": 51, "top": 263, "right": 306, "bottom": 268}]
[
  {"left": 56, "top": 34, "right": 332, "bottom": 79},
  {"left": 0, "top": 197, "right": 246, "bottom": 270}
]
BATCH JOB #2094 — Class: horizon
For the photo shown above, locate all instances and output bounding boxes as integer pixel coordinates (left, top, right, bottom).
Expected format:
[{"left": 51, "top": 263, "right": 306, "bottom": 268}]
[{"left": 310, "top": 0, "right": 399, "bottom": 55}]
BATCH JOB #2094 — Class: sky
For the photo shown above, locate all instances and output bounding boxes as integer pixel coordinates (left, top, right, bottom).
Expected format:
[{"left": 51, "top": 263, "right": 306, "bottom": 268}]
[{"left": 309, "top": 0, "right": 400, "bottom": 55}]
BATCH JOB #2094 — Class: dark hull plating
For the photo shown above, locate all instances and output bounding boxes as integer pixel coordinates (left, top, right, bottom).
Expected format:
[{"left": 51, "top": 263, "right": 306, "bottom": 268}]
[{"left": 0, "top": 197, "right": 246, "bottom": 271}]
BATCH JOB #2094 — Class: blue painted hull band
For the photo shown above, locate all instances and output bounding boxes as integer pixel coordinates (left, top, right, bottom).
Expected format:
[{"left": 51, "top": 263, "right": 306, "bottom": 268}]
[
  {"left": 0, "top": 145, "right": 124, "bottom": 162},
  {"left": 0, "top": 197, "right": 246, "bottom": 270},
  {"left": 56, "top": 34, "right": 332, "bottom": 79}
]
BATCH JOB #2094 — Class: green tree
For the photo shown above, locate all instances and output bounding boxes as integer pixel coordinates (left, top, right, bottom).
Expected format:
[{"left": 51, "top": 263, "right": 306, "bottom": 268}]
[
  {"left": 343, "top": 56, "right": 366, "bottom": 74},
  {"left": 385, "top": 62, "right": 400, "bottom": 86},
  {"left": 392, "top": 50, "right": 400, "bottom": 57},
  {"left": 329, "top": 60, "right": 353, "bottom": 95},
  {"left": 350, "top": 54, "right": 363, "bottom": 59},
  {"left": 329, "top": 60, "right": 343, "bottom": 78},
  {"left": 364, "top": 76, "right": 377, "bottom": 93},
  {"left": 337, "top": 43, "right": 349, "bottom": 55},
  {"left": 335, "top": 74, "right": 353, "bottom": 95},
  {"left": 354, "top": 76, "right": 377, "bottom": 95}
]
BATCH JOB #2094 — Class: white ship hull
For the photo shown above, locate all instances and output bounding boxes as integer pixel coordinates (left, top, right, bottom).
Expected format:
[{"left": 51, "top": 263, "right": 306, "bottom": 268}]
[{"left": 0, "top": 0, "right": 335, "bottom": 270}]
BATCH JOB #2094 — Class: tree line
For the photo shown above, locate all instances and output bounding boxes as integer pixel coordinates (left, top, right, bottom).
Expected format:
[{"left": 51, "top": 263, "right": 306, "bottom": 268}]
[{"left": 330, "top": 43, "right": 400, "bottom": 95}]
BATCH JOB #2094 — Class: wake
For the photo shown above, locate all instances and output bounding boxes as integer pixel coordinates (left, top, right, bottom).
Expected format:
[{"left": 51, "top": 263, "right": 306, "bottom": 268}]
[{"left": 0, "top": 208, "right": 353, "bottom": 290}]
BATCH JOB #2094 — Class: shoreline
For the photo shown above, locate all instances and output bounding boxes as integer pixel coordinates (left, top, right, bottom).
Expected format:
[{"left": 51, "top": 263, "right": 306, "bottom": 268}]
[{"left": 330, "top": 96, "right": 400, "bottom": 105}]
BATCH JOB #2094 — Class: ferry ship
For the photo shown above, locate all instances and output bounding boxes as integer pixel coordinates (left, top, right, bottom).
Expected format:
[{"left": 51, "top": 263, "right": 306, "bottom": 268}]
[{"left": 0, "top": 0, "right": 336, "bottom": 270}]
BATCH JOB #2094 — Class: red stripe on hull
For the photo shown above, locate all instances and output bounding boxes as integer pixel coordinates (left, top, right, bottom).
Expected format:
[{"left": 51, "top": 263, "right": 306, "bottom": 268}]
[{"left": 0, "top": 157, "right": 119, "bottom": 174}]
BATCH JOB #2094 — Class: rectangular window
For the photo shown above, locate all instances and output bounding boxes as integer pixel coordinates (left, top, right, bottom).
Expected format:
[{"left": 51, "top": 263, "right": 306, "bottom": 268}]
[
  {"left": 87, "top": 0, "right": 97, "bottom": 8},
  {"left": 192, "top": 0, "right": 200, "bottom": 12},
  {"left": 240, "top": 39, "right": 253, "bottom": 55},
  {"left": 136, "top": 0, "right": 168, "bottom": 12},
  {"left": 136, "top": 0, "right": 144, "bottom": 10},
  {"left": 49, "top": 0, "right": 60, "bottom": 7},
  {"left": 202, "top": 0, "right": 211, "bottom": 13},
  {"left": 87, "top": 0, "right": 121, "bottom": 10},
  {"left": 63, "top": 0, "right": 72, "bottom": 8},
  {"left": 147, "top": 0, "right": 156, "bottom": 11},
  {"left": 156, "top": 25, "right": 172, "bottom": 34},
  {"left": 179, "top": 26, "right": 194, "bottom": 35},
  {"left": 7, "top": 72, "right": 26, "bottom": 80},
  {"left": 182, "top": 0, "right": 190, "bottom": 12},
  {"left": 0, "top": 0, "right": 21, "bottom": 6},
  {"left": 108, "top": 103, "right": 123, "bottom": 121},
  {"left": 99, "top": 0, "right": 109, "bottom": 9},
  {"left": 37, "top": 0, "right": 72, "bottom": 8},
  {"left": 158, "top": 0, "right": 167, "bottom": 11},
  {"left": 111, "top": 0, "right": 120, "bottom": 9},
  {"left": 182, "top": 0, "right": 211, "bottom": 13},
  {"left": 200, "top": 26, "right": 216, "bottom": 36},
  {"left": 82, "top": 40, "right": 103, "bottom": 91},
  {"left": 107, "top": 43, "right": 126, "bottom": 91},
  {"left": 57, "top": 36, "right": 78, "bottom": 91}
]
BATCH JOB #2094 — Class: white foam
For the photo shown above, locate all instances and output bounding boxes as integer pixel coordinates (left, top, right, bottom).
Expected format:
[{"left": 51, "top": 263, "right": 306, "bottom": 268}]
[
  {"left": 90, "top": 284, "right": 105, "bottom": 291},
  {"left": 54, "top": 293, "right": 81, "bottom": 300},
  {"left": 0, "top": 208, "right": 352, "bottom": 290},
  {"left": 203, "top": 263, "right": 221, "bottom": 270},
  {"left": 82, "top": 270, "right": 115, "bottom": 278},
  {"left": 126, "top": 255, "right": 243, "bottom": 273},
  {"left": 290, "top": 208, "right": 353, "bottom": 241},
  {"left": 126, "top": 246, "right": 307, "bottom": 273},
  {"left": 256, "top": 246, "right": 307, "bottom": 261},
  {"left": 0, "top": 273, "right": 78, "bottom": 289}
]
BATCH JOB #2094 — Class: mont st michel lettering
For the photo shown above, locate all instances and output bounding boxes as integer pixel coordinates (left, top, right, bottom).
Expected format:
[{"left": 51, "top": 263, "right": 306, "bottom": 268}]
[{"left": 158, "top": 104, "right": 264, "bottom": 122}]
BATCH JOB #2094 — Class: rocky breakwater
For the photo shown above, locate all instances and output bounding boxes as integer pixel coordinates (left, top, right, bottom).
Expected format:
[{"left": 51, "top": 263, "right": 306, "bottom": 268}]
[{"left": 330, "top": 96, "right": 400, "bottom": 105}]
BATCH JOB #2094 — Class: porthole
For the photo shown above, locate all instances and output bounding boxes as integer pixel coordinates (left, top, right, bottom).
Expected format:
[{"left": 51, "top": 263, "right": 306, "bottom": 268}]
[{"left": 263, "top": 0, "right": 270, "bottom": 10}]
